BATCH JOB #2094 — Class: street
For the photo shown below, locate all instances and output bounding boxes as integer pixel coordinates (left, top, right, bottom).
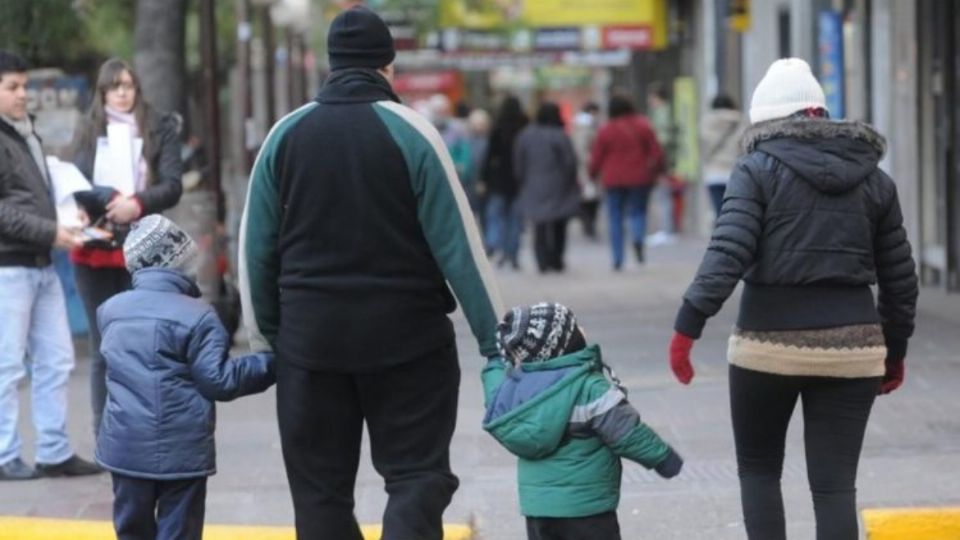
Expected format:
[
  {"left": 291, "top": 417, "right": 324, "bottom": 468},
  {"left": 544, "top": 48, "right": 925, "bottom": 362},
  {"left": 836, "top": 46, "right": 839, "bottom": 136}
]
[{"left": 2, "top": 227, "right": 959, "bottom": 539}]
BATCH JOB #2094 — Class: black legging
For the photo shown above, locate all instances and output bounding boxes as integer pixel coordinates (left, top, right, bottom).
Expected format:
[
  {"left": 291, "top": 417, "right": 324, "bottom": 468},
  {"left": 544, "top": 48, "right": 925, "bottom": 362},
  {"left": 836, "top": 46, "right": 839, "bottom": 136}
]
[
  {"left": 533, "top": 218, "right": 568, "bottom": 273},
  {"left": 729, "top": 365, "right": 881, "bottom": 540}
]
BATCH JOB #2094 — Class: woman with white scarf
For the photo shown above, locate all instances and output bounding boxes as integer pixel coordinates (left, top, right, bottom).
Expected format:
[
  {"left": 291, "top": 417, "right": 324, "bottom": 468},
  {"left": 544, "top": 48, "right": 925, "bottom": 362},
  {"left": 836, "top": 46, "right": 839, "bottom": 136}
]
[{"left": 69, "top": 58, "right": 183, "bottom": 435}]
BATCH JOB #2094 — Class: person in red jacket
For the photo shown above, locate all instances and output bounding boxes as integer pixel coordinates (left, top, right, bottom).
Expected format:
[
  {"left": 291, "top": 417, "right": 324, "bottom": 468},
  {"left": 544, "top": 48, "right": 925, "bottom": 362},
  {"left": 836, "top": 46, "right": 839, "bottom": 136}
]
[{"left": 589, "top": 95, "right": 663, "bottom": 270}]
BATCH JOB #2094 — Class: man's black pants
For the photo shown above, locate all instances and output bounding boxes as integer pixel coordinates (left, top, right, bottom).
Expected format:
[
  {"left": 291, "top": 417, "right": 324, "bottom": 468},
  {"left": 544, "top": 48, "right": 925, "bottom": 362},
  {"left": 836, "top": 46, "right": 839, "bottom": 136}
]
[
  {"left": 277, "top": 343, "right": 460, "bottom": 540},
  {"left": 730, "top": 365, "right": 881, "bottom": 540}
]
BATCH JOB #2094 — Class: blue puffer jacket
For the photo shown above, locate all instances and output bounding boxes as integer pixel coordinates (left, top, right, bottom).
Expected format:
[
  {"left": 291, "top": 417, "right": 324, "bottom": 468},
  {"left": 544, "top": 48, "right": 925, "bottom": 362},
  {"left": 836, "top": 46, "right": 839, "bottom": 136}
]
[{"left": 95, "top": 268, "right": 275, "bottom": 480}]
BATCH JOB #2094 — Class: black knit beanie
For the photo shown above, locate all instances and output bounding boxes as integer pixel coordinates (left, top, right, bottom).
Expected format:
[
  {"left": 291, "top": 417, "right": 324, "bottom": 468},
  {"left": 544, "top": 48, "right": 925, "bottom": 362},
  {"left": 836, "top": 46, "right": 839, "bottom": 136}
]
[
  {"left": 327, "top": 6, "right": 395, "bottom": 72},
  {"left": 496, "top": 303, "right": 587, "bottom": 366}
]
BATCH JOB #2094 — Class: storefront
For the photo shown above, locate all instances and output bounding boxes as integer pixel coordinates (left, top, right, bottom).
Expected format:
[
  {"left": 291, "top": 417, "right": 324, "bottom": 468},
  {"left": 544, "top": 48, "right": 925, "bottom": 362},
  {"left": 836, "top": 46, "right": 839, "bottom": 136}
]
[{"left": 916, "top": 0, "right": 960, "bottom": 290}]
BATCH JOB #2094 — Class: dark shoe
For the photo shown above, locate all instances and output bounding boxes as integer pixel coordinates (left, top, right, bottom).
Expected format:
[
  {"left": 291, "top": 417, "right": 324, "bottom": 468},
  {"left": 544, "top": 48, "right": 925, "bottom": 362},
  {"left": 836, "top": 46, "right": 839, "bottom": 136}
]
[
  {"left": 0, "top": 458, "right": 38, "bottom": 480},
  {"left": 36, "top": 455, "right": 102, "bottom": 477},
  {"left": 633, "top": 241, "right": 645, "bottom": 264}
]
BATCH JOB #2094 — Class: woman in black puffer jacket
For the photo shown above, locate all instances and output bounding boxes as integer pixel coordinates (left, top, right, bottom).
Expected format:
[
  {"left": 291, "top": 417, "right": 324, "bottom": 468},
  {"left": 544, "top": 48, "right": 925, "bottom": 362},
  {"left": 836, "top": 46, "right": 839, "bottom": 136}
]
[
  {"left": 69, "top": 58, "right": 183, "bottom": 437},
  {"left": 668, "top": 58, "right": 917, "bottom": 540}
]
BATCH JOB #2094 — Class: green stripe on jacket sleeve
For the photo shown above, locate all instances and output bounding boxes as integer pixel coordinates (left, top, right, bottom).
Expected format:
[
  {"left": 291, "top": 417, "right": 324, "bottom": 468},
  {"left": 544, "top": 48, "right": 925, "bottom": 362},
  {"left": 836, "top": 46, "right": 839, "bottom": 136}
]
[
  {"left": 238, "top": 102, "right": 317, "bottom": 352},
  {"left": 374, "top": 101, "right": 504, "bottom": 359}
]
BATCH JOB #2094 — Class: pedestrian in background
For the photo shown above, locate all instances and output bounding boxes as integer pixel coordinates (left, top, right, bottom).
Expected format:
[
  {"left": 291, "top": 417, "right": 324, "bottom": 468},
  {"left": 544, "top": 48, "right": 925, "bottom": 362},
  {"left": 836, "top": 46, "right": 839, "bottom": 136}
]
[
  {"left": 97, "top": 215, "right": 274, "bottom": 540},
  {"left": 483, "top": 302, "right": 683, "bottom": 540},
  {"left": 700, "top": 94, "right": 743, "bottom": 218},
  {"left": 70, "top": 57, "right": 184, "bottom": 435},
  {"left": 0, "top": 50, "right": 100, "bottom": 481},
  {"left": 482, "top": 95, "right": 527, "bottom": 269},
  {"left": 465, "top": 107, "right": 491, "bottom": 220},
  {"left": 514, "top": 102, "right": 580, "bottom": 273},
  {"left": 429, "top": 93, "right": 473, "bottom": 188},
  {"left": 646, "top": 82, "right": 680, "bottom": 245},
  {"left": 668, "top": 58, "right": 918, "bottom": 540},
  {"left": 589, "top": 95, "right": 663, "bottom": 270},
  {"left": 572, "top": 101, "right": 601, "bottom": 239},
  {"left": 238, "top": 7, "right": 504, "bottom": 539}
]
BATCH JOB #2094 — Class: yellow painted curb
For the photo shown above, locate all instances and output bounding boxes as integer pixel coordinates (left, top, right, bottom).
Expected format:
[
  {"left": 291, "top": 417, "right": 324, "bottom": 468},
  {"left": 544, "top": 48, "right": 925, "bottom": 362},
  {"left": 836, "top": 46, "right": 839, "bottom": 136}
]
[
  {"left": 863, "top": 507, "right": 960, "bottom": 540},
  {"left": 0, "top": 517, "right": 472, "bottom": 540}
]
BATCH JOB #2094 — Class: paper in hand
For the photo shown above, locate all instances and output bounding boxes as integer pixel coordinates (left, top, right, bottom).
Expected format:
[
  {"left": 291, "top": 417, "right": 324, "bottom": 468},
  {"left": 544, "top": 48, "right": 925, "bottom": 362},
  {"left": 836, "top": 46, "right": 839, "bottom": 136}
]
[
  {"left": 93, "top": 124, "right": 137, "bottom": 195},
  {"left": 46, "top": 156, "right": 91, "bottom": 228}
]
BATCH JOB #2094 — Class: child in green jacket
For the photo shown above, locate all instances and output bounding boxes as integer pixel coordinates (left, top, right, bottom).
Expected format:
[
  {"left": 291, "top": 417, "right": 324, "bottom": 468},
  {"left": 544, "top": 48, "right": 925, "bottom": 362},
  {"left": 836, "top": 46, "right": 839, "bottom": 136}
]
[{"left": 483, "top": 302, "right": 683, "bottom": 540}]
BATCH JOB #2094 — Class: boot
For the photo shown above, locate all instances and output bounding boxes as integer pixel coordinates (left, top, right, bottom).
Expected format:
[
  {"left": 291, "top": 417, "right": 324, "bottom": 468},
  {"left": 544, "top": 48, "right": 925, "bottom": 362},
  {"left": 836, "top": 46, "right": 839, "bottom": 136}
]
[{"left": 633, "top": 241, "right": 645, "bottom": 264}]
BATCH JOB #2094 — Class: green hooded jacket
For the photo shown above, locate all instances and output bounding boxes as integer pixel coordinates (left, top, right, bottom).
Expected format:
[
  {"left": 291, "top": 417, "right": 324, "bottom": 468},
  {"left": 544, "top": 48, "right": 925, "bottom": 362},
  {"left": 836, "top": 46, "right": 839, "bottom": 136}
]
[{"left": 482, "top": 345, "right": 675, "bottom": 518}]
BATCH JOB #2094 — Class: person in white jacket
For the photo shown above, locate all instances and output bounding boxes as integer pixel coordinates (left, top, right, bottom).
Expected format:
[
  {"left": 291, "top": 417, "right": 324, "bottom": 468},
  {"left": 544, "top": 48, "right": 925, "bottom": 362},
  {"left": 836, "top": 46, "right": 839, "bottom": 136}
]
[{"left": 700, "top": 94, "right": 744, "bottom": 218}]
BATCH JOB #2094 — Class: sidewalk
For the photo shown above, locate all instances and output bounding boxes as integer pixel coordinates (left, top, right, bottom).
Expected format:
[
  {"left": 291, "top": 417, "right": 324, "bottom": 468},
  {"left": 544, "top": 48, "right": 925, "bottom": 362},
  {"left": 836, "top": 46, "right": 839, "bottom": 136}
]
[{"left": 2, "top": 231, "right": 958, "bottom": 539}]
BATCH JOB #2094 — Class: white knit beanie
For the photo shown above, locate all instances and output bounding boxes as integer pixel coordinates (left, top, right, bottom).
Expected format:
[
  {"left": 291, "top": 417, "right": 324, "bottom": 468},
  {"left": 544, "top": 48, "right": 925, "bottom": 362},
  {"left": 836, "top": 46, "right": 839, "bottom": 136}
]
[{"left": 749, "top": 58, "right": 827, "bottom": 124}]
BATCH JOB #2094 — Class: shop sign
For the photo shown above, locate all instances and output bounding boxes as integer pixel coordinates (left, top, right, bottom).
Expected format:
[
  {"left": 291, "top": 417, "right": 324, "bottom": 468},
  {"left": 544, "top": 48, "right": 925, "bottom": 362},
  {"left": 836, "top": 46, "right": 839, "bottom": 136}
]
[
  {"left": 728, "top": 0, "right": 750, "bottom": 32},
  {"left": 818, "top": 10, "right": 845, "bottom": 118},
  {"left": 672, "top": 76, "right": 700, "bottom": 181},
  {"left": 438, "top": 0, "right": 667, "bottom": 49},
  {"left": 523, "top": 0, "right": 666, "bottom": 45},
  {"left": 393, "top": 71, "right": 461, "bottom": 93},
  {"left": 534, "top": 27, "right": 582, "bottom": 51},
  {"left": 438, "top": 0, "right": 510, "bottom": 30},
  {"left": 461, "top": 30, "right": 510, "bottom": 51},
  {"left": 602, "top": 25, "right": 653, "bottom": 50}
]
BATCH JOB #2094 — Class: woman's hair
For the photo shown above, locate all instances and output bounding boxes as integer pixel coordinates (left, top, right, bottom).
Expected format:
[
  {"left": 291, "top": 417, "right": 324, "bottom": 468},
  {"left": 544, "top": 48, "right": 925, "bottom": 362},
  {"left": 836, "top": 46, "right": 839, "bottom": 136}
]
[
  {"left": 649, "top": 81, "right": 670, "bottom": 102},
  {"left": 493, "top": 96, "right": 529, "bottom": 134},
  {"left": 711, "top": 94, "right": 737, "bottom": 110},
  {"left": 535, "top": 102, "right": 564, "bottom": 127},
  {"left": 75, "top": 58, "right": 153, "bottom": 169},
  {"left": 608, "top": 95, "right": 635, "bottom": 119}
]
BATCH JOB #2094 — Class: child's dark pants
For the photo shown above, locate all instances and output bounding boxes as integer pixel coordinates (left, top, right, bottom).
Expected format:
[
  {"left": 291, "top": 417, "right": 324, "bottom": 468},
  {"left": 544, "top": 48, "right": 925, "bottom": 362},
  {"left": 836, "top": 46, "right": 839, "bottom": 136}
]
[
  {"left": 526, "top": 511, "right": 622, "bottom": 540},
  {"left": 111, "top": 473, "right": 207, "bottom": 540}
]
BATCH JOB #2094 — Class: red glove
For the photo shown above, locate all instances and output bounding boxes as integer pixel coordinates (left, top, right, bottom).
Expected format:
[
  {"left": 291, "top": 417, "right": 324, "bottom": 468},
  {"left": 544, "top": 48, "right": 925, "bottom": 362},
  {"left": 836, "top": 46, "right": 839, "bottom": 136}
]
[
  {"left": 669, "top": 332, "right": 695, "bottom": 385},
  {"left": 878, "top": 358, "right": 905, "bottom": 395}
]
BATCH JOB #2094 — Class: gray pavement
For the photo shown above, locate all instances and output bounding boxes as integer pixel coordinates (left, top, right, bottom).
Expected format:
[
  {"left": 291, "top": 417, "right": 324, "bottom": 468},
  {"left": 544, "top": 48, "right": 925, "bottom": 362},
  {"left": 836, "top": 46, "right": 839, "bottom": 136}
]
[{"left": 3, "top": 227, "right": 960, "bottom": 539}]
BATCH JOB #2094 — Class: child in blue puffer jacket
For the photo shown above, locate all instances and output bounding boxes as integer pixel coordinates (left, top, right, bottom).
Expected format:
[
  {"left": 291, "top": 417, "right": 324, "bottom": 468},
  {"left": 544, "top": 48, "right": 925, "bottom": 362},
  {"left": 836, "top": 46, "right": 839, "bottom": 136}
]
[
  {"left": 483, "top": 302, "right": 683, "bottom": 540},
  {"left": 96, "top": 215, "right": 275, "bottom": 540}
]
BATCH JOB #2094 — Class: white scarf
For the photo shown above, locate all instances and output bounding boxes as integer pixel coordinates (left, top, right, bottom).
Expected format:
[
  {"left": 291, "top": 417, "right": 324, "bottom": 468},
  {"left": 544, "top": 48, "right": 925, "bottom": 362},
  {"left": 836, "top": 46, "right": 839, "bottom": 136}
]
[{"left": 105, "top": 105, "right": 149, "bottom": 191}]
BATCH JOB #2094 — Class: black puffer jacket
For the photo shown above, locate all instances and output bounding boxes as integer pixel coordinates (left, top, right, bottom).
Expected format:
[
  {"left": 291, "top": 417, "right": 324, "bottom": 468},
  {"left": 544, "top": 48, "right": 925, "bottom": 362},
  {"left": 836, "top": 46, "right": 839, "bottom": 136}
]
[
  {"left": 676, "top": 118, "right": 918, "bottom": 358},
  {"left": 70, "top": 110, "right": 183, "bottom": 249}
]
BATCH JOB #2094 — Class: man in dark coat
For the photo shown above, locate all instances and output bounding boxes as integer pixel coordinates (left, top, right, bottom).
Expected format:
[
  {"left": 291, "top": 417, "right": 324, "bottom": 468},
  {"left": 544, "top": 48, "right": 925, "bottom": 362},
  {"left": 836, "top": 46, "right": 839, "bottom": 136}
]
[
  {"left": 238, "top": 8, "right": 504, "bottom": 540},
  {"left": 0, "top": 50, "right": 100, "bottom": 480}
]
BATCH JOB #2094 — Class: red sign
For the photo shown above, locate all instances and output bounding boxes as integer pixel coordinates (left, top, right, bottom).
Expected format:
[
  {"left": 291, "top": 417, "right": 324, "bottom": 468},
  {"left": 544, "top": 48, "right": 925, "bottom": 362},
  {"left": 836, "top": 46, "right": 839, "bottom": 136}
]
[
  {"left": 393, "top": 71, "right": 462, "bottom": 94},
  {"left": 602, "top": 25, "right": 653, "bottom": 50}
]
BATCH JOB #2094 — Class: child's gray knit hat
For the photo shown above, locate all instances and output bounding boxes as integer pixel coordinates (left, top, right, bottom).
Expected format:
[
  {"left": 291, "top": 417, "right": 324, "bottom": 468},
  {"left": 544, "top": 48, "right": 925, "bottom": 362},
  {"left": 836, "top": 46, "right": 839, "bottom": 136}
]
[{"left": 123, "top": 214, "right": 198, "bottom": 274}]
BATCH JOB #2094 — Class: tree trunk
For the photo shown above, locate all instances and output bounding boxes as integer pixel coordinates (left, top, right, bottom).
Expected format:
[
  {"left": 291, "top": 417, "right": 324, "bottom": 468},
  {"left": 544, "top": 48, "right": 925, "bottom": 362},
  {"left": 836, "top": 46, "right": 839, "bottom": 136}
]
[{"left": 133, "top": 0, "right": 188, "bottom": 115}]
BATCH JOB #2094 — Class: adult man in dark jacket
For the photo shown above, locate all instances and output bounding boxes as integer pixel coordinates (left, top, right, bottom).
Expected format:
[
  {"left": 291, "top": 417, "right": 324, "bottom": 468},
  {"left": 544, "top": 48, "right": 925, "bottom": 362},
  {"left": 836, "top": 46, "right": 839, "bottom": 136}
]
[
  {"left": 238, "top": 8, "right": 504, "bottom": 540},
  {"left": 0, "top": 50, "right": 100, "bottom": 480}
]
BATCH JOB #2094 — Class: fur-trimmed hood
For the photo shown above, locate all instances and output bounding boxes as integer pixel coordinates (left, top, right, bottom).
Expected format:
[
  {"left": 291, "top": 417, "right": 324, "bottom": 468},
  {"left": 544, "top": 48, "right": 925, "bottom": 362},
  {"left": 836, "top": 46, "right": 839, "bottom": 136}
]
[{"left": 740, "top": 118, "right": 887, "bottom": 194}]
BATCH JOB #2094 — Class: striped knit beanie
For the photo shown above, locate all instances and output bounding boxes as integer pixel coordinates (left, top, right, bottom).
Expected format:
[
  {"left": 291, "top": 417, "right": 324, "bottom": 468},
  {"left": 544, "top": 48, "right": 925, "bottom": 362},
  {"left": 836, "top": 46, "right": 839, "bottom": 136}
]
[
  {"left": 496, "top": 302, "right": 586, "bottom": 366},
  {"left": 123, "top": 214, "right": 198, "bottom": 274}
]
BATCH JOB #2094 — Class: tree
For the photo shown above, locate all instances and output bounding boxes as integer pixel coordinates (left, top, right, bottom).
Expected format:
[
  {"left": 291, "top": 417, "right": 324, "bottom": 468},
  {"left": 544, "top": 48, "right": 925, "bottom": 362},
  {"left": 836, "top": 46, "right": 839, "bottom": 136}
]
[
  {"left": 134, "top": 0, "right": 189, "bottom": 115},
  {"left": 0, "top": 0, "right": 83, "bottom": 65}
]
